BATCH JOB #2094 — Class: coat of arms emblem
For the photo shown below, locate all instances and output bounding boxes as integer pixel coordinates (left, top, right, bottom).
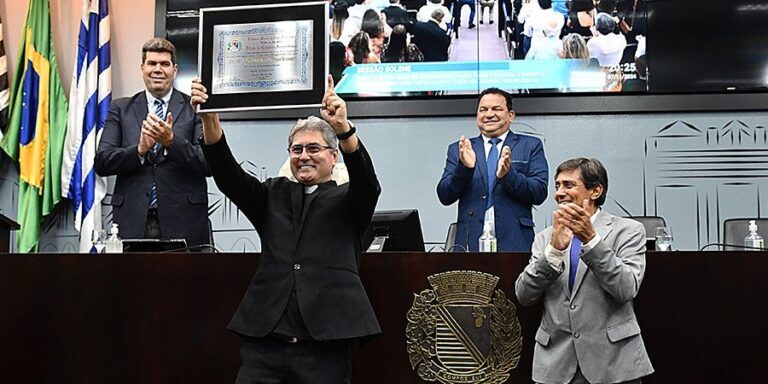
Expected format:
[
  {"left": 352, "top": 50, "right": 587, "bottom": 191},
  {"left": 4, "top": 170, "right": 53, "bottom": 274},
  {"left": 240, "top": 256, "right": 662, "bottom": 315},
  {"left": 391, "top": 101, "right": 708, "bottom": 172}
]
[{"left": 406, "top": 270, "right": 522, "bottom": 384}]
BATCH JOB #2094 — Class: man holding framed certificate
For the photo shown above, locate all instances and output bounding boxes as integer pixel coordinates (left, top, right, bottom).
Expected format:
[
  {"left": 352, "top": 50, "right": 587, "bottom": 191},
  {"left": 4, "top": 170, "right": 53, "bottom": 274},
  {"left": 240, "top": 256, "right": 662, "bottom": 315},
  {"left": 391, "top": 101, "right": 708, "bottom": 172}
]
[{"left": 191, "top": 75, "right": 381, "bottom": 383}]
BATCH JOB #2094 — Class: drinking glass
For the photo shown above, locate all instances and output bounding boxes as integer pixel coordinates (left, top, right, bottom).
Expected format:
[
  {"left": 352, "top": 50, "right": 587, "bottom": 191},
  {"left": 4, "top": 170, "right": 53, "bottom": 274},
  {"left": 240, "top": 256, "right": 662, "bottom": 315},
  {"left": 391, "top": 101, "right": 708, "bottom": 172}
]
[{"left": 655, "top": 227, "right": 673, "bottom": 251}]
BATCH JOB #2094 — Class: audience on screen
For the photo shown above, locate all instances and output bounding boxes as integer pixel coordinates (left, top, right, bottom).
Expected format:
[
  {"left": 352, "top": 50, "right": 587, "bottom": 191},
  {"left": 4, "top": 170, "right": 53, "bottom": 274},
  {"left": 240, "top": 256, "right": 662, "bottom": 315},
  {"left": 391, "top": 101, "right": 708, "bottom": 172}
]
[
  {"left": 330, "top": 1, "right": 350, "bottom": 42},
  {"left": 567, "top": 0, "right": 596, "bottom": 38},
  {"left": 361, "top": 9, "right": 389, "bottom": 58},
  {"left": 381, "top": 0, "right": 410, "bottom": 28},
  {"left": 587, "top": 12, "right": 627, "bottom": 66},
  {"left": 525, "top": 8, "right": 564, "bottom": 60},
  {"left": 525, "top": 0, "right": 564, "bottom": 56},
  {"left": 410, "top": 8, "right": 452, "bottom": 62},
  {"left": 477, "top": 0, "right": 497, "bottom": 25},
  {"left": 326, "top": 0, "right": 645, "bottom": 95},
  {"left": 347, "top": 31, "right": 381, "bottom": 64},
  {"left": 416, "top": 0, "right": 451, "bottom": 31},
  {"left": 382, "top": 24, "right": 425, "bottom": 63}
]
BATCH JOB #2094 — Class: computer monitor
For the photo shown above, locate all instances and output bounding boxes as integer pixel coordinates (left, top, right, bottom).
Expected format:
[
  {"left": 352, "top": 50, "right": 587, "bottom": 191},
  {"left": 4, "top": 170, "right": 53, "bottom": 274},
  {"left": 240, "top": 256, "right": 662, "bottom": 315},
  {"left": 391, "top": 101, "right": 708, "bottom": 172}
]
[
  {"left": 122, "top": 238, "right": 188, "bottom": 253},
  {"left": 363, "top": 209, "right": 425, "bottom": 252}
]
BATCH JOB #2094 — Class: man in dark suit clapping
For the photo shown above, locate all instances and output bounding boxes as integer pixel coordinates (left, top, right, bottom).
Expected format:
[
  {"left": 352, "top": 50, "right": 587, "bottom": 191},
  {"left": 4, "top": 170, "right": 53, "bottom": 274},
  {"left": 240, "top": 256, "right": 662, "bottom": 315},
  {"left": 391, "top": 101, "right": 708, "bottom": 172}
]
[
  {"left": 191, "top": 75, "right": 381, "bottom": 384},
  {"left": 95, "top": 38, "right": 209, "bottom": 249}
]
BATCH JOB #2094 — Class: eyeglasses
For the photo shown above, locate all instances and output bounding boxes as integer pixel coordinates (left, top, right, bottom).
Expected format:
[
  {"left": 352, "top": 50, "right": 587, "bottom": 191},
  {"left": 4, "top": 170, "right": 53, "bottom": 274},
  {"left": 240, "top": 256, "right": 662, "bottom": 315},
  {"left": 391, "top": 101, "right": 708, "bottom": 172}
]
[{"left": 288, "top": 143, "right": 335, "bottom": 157}]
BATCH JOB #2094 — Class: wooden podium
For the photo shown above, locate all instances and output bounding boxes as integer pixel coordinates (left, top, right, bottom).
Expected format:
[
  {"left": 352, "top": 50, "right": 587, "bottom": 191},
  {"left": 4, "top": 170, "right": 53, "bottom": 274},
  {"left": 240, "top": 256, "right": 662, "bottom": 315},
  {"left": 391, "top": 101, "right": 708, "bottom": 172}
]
[
  {"left": 0, "top": 251, "right": 766, "bottom": 383},
  {"left": 0, "top": 213, "right": 19, "bottom": 253}
]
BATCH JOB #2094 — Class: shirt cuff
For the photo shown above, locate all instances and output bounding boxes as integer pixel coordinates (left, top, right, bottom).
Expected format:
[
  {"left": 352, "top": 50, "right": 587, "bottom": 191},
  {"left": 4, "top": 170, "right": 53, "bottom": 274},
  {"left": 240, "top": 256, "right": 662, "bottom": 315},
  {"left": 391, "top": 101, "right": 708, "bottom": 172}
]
[
  {"left": 544, "top": 243, "right": 565, "bottom": 273},
  {"left": 581, "top": 233, "right": 602, "bottom": 254}
]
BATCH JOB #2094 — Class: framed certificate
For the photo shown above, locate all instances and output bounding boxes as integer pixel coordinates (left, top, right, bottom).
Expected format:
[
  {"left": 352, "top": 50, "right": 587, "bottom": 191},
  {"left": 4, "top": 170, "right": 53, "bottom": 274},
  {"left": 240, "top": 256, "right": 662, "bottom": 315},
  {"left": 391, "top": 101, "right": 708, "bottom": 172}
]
[{"left": 197, "top": 2, "right": 328, "bottom": 112}]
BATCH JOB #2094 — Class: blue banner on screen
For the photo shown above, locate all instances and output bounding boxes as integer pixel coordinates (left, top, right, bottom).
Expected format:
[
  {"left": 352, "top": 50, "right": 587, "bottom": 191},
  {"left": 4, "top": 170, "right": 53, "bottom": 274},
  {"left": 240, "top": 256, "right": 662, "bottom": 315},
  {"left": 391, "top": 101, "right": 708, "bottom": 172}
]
[{"left": 335, "top": 60, "right": 608, "bottom": 95}]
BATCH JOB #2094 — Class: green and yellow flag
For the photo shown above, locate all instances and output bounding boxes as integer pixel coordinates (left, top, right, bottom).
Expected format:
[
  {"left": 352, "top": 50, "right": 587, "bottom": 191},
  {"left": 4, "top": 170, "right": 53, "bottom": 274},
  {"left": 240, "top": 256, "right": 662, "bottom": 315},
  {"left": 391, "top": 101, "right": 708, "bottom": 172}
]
[{"left": 0, "top": 0, "right": 68, "bottom": 252}]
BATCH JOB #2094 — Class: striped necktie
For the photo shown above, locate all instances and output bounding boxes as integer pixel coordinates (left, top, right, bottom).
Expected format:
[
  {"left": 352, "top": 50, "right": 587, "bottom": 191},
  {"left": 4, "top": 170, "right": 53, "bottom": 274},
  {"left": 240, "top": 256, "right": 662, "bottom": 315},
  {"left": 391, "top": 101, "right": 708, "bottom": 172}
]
[{"left": 148, "top": 98, "right": 164, "bottom": 208}]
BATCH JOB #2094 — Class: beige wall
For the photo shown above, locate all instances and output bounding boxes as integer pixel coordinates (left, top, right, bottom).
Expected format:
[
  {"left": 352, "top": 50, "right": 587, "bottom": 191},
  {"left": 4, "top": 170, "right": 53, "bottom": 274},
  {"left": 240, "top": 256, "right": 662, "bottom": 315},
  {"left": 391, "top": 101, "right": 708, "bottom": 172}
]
[{"left": 0, "top": 0, "right": 155, "bottom": 98}]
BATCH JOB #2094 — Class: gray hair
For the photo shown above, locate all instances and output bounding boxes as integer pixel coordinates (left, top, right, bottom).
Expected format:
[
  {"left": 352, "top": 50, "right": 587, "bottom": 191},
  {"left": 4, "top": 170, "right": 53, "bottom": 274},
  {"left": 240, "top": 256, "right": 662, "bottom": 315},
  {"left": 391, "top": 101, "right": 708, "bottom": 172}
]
[
  {"left": 595, "top": 12, "right": 616, "bottom": 35},
  {"left": 431, "top": 8, "right": 445, "bottom": 22},
  {"left": 288, "top": 116, "right": 339, "bottom": 150}
]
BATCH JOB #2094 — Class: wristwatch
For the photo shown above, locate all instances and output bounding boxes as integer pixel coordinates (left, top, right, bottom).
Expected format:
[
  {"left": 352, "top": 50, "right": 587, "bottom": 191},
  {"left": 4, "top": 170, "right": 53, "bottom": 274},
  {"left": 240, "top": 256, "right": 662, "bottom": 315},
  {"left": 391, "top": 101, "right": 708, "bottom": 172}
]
[{"left": 336, "top": 121, "right": 356, "bottom": 140}]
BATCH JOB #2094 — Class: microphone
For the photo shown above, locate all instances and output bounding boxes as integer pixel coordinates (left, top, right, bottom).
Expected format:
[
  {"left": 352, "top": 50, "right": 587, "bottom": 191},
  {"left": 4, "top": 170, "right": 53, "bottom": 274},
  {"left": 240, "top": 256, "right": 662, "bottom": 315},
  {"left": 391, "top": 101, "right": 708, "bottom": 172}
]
[
  {"left": 465, "top": 209, "right": 474, "bottom": 253},
  {"left": 698, "top": 243, "right": 766, "bottom": 251}
]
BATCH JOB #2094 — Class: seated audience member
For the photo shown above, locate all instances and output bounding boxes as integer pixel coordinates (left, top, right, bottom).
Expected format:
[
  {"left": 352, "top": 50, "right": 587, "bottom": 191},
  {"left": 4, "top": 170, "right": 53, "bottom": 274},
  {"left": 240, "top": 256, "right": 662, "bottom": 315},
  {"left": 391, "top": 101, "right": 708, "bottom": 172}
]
[
  {"left": 348, "top": 0, "right": 375, "bottom": 24},
  {"left": 329, "top": 41, "right": 348, "bottom": 84},
  {"left": 525, "top": 10, "right": 563, "bottom": 60},
  {"left": 417, "top": 0, "right": 451, "bottom": 30},
  {"left": 361, "top": 8, "right": 389, "bottom": 58},
  {"left": 382, "top": 0, "right": 410, "bottom": 28},
  {"left": 478, "top": 0, "right": 496, "bottom": 25},
  {"left": 347, "top": 31, "right": 381, "bottom": 64},
  {"left": 567, "top": 0, "right": 595, "bottom": 37},
  {"left": 560, "top": 34, "right": 607, "bottom": 91},
  {"left": 382, "top": 24, "right": 424, "bottom": 62},
  {"left": 587, "top": 12, "right": 627, "bottom": 67},
  {"left": 560, "top": 33, "right": 597, "bottom": 64},
  {"left": 411, "top": 9, "right": 452, "bottom": 61},
  {"left": 341, "top": 0, "right": 377, "bottom": 45},
  {"left": 330, "top": 1, "right": 350, "bottom": 42}
]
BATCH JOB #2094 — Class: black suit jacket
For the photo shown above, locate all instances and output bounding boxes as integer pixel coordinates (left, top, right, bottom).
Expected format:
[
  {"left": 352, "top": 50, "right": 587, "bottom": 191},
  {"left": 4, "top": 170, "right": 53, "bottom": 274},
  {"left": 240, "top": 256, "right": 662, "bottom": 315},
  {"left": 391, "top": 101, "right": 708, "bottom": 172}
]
[
  {"left": 410, "top": 20, "right": 451, "bottom": 61},
  {"left": 95, "top": 89, "right": 209, "bottom": 248},
  {"left": 382, "top": 5, "right": 411, "bottom": 28},
  {"left": 202, "top": 134, "right": 382, "bottom": 341}
]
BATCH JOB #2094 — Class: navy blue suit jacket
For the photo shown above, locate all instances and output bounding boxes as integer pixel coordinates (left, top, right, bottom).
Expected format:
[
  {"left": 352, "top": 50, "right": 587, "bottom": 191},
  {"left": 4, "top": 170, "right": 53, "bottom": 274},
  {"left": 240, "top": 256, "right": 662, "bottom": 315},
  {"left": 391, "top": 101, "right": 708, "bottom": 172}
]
[{"left": 437, "top": 132, "right": 548, "bottom": 252}]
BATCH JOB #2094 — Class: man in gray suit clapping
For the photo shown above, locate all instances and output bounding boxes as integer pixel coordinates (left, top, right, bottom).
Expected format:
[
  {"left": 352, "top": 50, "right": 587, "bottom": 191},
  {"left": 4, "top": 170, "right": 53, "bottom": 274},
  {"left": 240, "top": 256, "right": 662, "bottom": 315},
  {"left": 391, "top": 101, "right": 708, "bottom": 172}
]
[{"left": 515, "top": 158, "right": 653, "bottom": 384}]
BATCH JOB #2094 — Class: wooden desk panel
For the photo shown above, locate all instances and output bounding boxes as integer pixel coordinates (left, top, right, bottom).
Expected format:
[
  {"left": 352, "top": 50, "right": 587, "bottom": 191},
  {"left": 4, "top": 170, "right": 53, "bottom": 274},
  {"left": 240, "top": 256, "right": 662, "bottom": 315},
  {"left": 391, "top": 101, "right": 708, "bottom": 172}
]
[{"left": 0, "top": 251, "right": 765, "bottom": 383}]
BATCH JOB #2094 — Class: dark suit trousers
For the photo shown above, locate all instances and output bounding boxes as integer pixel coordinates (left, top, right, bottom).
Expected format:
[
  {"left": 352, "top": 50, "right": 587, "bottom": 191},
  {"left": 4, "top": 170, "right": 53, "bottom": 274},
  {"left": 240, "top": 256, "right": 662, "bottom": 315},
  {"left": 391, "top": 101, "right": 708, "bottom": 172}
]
[{"left": 236, "top": 336, "right": 351, "bottom": 384}]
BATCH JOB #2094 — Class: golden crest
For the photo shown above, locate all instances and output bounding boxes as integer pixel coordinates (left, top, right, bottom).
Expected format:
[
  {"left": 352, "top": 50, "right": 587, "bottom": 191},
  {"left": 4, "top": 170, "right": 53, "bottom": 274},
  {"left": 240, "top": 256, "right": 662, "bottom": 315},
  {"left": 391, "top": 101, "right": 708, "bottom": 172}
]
[{"left": 406, "top": 271, "right": 522, "bottom": 384}]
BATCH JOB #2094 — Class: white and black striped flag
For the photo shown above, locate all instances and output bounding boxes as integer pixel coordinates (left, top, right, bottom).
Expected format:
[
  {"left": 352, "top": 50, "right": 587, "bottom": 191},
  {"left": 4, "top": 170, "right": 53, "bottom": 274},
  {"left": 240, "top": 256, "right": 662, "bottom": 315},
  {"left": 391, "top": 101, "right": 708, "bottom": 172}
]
[
  {"left": 61, "top": 0, "right": 112, "bottom": 253},
  {"left": 0, "top": 14, "right": 9, "bottom": 137}
]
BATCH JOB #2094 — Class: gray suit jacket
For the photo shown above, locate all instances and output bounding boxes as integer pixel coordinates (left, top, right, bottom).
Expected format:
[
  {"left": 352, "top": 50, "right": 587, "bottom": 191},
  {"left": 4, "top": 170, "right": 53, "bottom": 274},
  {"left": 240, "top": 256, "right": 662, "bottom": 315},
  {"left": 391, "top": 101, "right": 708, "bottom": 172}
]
[{"left": 515, "top": 210, "right": 653, "bottom": 384}]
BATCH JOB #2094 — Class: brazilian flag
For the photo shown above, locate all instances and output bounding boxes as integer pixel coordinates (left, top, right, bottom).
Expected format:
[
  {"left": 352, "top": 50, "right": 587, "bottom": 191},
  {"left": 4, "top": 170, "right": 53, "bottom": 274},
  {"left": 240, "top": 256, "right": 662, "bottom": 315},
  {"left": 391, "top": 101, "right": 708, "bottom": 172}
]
[{"left": 0, "top": 0, "right": 68, "bottom": 252}]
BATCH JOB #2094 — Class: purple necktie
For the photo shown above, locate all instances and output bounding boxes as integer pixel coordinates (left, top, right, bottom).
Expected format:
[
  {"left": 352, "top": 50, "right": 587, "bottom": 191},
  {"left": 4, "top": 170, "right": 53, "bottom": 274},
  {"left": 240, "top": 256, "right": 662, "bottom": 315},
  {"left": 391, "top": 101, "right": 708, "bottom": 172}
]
[{"left": 568, "top": 236, "right": 582, "bottom": 291}]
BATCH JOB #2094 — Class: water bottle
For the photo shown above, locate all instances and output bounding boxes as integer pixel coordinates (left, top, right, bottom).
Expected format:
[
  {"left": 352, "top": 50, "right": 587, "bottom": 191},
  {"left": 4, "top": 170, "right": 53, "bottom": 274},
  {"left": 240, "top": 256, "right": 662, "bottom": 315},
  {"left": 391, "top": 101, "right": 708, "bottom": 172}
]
[
  {"left": 479, "top": 208, "right": 497, "bottom": 252},
  {"left": 105, "top": 223, "right": 123, "bottom": 253},
  {"left": 744, "top": 220, "right": 764, "bottom": 250}
]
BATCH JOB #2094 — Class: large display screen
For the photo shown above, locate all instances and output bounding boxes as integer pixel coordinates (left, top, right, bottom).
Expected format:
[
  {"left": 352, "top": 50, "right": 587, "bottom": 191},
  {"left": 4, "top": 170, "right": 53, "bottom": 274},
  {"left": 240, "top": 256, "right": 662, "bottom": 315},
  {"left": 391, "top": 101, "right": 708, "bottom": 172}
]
[
  {"left": 332, "top": 0, "right": 647, "bottom": 96},
  {"left": 163, "top": 0, "right": 768, "bottom": 114}
]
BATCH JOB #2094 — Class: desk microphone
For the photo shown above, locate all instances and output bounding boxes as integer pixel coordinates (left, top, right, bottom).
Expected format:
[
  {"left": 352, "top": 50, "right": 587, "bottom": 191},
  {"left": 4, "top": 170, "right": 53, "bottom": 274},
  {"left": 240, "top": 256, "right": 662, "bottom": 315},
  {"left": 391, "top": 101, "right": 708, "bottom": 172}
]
[
  {"left": 698, "top": 243, "right": 766, "bottom": 251},
  {"left": 465, "top": 209, "right": 474, "bottom": 253}
]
